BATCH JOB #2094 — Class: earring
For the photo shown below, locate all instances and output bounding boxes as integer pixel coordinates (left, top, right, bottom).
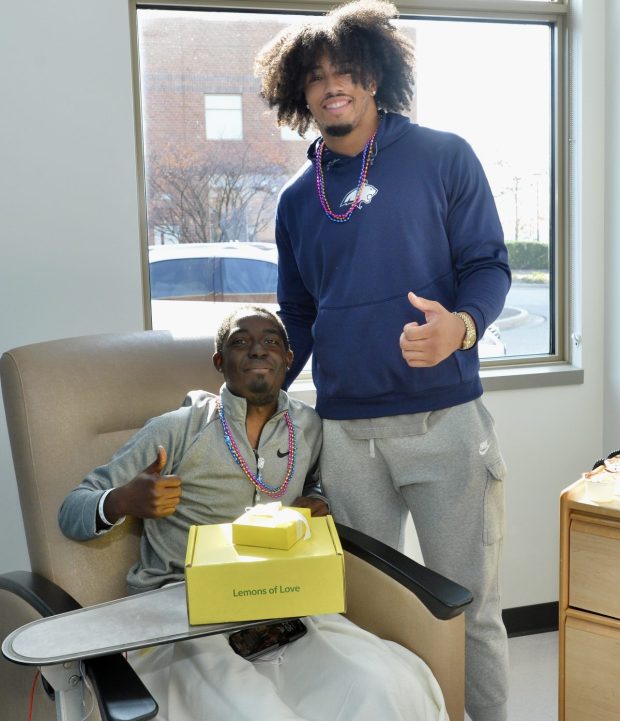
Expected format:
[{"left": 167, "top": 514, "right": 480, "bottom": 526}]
[{"left": 371, "top": 90, "right": 376, "bottom": 96}]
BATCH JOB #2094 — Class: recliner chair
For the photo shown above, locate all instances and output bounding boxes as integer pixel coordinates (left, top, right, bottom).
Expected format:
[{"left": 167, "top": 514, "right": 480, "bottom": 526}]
[{"left": 0, "top": 330, "right": 472, "bottom": 721}]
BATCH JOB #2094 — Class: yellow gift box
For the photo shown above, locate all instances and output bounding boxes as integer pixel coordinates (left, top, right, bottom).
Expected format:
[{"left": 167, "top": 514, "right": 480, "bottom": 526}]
[
  {"left": 184, "top": 515, "right": 345, "bottom": 625},
  {"left": 231, "top": 503, "right": 312, "bottom": 550}
]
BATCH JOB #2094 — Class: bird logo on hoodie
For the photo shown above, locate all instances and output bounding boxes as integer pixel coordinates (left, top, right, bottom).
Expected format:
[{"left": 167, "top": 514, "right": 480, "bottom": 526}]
[{"left": 340, "top": 184, "right": 378, "bottom": 209}]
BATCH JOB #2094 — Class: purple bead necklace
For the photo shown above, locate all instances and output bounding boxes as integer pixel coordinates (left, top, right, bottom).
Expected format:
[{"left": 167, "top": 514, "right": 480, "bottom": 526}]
[
  {"left": 315, "top": 131, "right": 377, "bottom": 223},
  {"left": 216, "top": 399, "right": 296, "bottom": 499}
]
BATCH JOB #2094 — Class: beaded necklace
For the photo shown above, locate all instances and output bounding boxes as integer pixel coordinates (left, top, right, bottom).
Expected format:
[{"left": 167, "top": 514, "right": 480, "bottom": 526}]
[
  {"left": 216, "top": 398, "right": 296, "bottom": 500},
  {"left": 315, "top": 131, "right": 377, "bottom": 223}
]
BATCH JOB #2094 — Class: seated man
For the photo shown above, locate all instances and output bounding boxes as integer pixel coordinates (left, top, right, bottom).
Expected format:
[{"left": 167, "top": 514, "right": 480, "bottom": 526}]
[{"left": 59, "top": 305, "right": 447, "bottom": 721}]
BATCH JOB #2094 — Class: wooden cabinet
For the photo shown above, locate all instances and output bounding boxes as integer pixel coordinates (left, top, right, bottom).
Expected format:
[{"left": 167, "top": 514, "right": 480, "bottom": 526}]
[{"left": 559, "top": 479, "right": 620, "bottom": 721}]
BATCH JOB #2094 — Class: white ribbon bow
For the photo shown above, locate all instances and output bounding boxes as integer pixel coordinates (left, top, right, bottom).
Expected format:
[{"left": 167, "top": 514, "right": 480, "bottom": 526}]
[{"left": 243, "top": 501, "right": 311, "bottom": 540}]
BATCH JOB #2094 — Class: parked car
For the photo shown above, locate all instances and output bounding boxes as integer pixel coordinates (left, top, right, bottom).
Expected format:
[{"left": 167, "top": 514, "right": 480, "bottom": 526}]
[
  {"left": 149, "top": 241, "right": 278, "bottom": 303},
  {"left": 149, "top": 241, "right": 505, "bottom": 358}
]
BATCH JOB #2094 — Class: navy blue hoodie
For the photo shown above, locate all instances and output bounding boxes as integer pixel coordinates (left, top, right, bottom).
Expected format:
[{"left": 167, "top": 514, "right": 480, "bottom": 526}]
[{"left": 276, "top": 112, "right": 511, "bottom": 420}]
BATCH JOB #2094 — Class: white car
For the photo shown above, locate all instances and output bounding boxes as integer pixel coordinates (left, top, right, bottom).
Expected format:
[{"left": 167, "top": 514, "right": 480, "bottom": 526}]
[
  {"left": 149, "top": 241, "right": 505, "bottom": 358},
  {"left": 150, "top": 242, "right": 279, "bottom": 334},
  {"left": 149, "top": 242, "right": 278, "bottom": 303}
]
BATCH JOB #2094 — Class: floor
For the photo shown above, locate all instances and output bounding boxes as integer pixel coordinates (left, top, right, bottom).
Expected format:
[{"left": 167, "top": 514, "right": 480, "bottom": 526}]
[{"left": 466, "top": 631, "right": 558, "bottom": 721}]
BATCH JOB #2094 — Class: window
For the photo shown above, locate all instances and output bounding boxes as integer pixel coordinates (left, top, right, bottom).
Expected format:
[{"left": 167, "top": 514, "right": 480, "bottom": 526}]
[
  {"left": 395, "top": 17, "right": 555, "bottom": 361},
  {"left": 135, "top": 2, "right": 566, "bottom": 370},
  {"left": 205, "top": 94, "right": 243, "bottom": 140}
]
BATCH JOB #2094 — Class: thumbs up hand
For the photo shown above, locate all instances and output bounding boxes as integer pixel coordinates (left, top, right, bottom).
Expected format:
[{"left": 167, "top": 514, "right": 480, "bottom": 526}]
[
  {"left": 102, "top": 445, "right": 182, "bottom": 522},
  {"left": 144, "top": 445, "right": 168, "bottom": 476},
  {"left": 399, "top": 292, "right": 467, "bottom": 367}
]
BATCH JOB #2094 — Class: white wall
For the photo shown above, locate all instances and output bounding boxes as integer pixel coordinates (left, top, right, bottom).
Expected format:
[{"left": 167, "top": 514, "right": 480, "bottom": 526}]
[
  {"left": 0, "top": 0, "right": 146, "bottom": 572},
  {"left": 0, "top": 0, "right": 611, "bottom": 609},
  {"left": 604, "top": 0, "right": 620, "bottom": 450}
]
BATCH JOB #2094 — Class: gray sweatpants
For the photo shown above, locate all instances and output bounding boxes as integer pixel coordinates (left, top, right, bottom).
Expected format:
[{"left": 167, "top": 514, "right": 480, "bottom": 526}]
[{"left": 321, "top": 398, "right": 509, "bottom": 721}]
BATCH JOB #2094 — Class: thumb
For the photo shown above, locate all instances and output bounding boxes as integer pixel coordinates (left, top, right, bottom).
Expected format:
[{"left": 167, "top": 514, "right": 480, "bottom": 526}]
[
  {"left": 407, "top": 292, "right": 443, "bottom": 324},
  {"left": 407, "top": 291, "right": 433, "bottom": 313},
  {"left": 145, "top": 445, "right": 167, "bottom": 475}
]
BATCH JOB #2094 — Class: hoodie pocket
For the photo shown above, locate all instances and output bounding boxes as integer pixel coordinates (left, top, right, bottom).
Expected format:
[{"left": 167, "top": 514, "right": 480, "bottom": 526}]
[{"left": 313, "top": 298, "right": 465, "bottom": 400}]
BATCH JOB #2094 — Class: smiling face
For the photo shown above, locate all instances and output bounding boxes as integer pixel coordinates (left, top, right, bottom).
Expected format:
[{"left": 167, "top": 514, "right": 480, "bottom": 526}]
[
  {"left": 213, "top": 312, "right": 293, "bottom": 409},
  {"left": 304, "top": 54, "right": 379, "bottom": 152}
]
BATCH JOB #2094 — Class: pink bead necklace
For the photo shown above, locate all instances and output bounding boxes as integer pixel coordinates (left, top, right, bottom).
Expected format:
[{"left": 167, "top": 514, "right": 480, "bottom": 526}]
[
  {"left": 315, "top": 131, "right": 377, "bottom": 223},
  {"left": 216, "top": 399, "right": 296, "bottom": 499}
]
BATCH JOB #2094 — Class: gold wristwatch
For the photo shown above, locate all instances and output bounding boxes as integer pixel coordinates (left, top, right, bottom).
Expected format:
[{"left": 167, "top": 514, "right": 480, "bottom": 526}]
[{"left": 453, "top": 311, "right": 477, "bottom": 351}]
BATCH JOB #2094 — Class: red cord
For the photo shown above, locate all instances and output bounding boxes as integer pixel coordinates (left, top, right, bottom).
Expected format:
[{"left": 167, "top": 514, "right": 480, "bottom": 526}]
[{"left": 27, "top": 670, "right": 40, "bottom": 721}]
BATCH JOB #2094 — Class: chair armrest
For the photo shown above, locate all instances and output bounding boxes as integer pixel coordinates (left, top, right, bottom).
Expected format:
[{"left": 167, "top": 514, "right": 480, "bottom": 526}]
[
  {"left": 0, "top": 570, "right": 81, "bottom": 617},
  {"left": 0, "top": 571, "right": 158, "bottom": 721},
  {"left": 335, "top": 523, "right": 473, "bottom": 620}
]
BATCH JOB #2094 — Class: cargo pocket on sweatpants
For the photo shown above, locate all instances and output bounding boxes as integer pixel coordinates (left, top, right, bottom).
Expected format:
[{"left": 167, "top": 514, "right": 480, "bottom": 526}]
[{"left": 483, "top": 458, "right": 507, "bottom": 546}]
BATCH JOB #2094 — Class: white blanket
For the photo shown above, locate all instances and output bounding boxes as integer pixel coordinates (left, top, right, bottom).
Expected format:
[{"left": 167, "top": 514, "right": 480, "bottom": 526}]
[{"left": 128, "top": 614, "right": 448, "bottom": 721}]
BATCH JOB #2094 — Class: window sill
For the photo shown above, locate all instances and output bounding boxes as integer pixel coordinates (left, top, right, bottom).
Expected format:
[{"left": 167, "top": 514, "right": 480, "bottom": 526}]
[
  {"left": 482, "top": 362, "right": 583, "bottom": 391},
  {"left": 289, "top": 362, "right": 584, "bottom": 403}
]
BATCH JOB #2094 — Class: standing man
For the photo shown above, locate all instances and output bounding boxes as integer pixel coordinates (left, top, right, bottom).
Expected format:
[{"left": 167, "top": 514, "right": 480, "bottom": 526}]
[{"left": 255, "top": 3, "right": 511, "bottom": 721}]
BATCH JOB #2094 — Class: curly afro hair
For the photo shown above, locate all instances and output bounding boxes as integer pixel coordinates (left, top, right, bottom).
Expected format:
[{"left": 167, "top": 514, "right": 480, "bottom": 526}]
[{"left": 255, "top": 0, "right": 415, "bottom": 136}]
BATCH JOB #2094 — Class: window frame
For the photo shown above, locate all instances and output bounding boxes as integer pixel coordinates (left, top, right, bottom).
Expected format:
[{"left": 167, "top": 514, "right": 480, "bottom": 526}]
[{"left": 130, "top": 0, "right": 580, "bottom": 392}]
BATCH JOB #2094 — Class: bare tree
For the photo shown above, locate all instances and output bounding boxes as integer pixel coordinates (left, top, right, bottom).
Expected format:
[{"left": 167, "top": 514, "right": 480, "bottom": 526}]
[{"left": 146, "top": 145, "right": 287, "bottom": 244}]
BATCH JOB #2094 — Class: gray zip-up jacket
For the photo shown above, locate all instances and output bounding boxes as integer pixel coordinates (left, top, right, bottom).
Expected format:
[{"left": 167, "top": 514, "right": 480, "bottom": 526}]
[{"left": 58, "top": 384, "right": 323, "bottom": 593}]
